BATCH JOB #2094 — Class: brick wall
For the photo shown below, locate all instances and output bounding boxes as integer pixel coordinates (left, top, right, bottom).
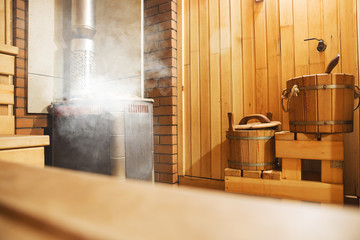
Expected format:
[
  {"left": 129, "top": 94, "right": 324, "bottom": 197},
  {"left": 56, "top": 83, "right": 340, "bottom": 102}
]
[
  {"left": 144, "top": 0, "right": 178, "bottom": 183},
  {"left": 13, "top": 0, "right": 49, "bottom": 135}
]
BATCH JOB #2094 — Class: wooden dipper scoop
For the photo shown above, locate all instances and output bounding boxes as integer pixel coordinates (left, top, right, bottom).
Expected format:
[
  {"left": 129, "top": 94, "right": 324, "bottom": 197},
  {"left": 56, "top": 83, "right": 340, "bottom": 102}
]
[{"left": 325, "top": 54, "right": 340, "bottom": 74}]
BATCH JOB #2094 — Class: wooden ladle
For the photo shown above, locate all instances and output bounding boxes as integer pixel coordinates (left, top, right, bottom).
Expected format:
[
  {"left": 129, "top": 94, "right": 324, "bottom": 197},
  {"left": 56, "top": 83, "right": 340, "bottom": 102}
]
[{"left": 325, "top": 54, "right": 340, "bottom": 74}]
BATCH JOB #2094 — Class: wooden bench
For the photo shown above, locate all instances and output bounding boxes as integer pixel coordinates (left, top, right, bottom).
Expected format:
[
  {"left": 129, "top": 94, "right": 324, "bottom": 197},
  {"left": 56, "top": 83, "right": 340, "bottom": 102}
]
[{"left": 1, "top": 160, "right": 359, "bottom": 239}]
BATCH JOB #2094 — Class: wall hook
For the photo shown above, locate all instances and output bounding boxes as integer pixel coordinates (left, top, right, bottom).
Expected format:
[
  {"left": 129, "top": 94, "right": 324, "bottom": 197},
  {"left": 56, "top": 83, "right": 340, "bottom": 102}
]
[{"left": 304, "top": 38, "right": 327, "bottom": 52}]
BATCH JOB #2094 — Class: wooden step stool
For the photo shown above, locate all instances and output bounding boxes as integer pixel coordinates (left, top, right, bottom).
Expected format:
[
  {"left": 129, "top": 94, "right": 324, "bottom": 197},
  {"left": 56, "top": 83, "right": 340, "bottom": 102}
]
[{"left": 225, "top": 131, "right": 344, "bottom": 204}]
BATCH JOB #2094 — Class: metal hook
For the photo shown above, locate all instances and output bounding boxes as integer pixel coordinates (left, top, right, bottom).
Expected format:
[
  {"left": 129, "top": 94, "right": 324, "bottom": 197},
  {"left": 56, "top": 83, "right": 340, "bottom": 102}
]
[{"left": 304, "top": 38, "right": 327, "bottom": 52}]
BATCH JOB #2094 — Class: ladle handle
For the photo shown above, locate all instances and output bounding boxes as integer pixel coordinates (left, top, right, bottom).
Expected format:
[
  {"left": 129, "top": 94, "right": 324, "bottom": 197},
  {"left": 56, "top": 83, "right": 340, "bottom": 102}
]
[
  {"left": 239, "top": 114, "right": 271, "bottom": 125},
  {"left": 228, "top": 112, "right": 234, "bottom": 131},
  {"left": 325, "top": 54, "right": 340, "bottom": 74}
]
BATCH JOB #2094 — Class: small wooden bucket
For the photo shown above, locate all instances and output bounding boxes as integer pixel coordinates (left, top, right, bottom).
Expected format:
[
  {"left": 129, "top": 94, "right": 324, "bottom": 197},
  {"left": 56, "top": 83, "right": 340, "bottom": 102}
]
[
  {"left": 226, "top": 113, "right": 280, "bottom": 171},
  {"left": 281, "top": 73, "right": 359, "bottom": 133}
]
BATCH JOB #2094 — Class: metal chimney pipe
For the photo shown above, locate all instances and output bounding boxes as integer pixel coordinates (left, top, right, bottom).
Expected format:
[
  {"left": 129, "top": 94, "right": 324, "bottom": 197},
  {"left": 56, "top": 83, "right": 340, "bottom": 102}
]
[
  {"left": 72, "top": 0, "right": 96, "bottom": 38},
  {"left": 70, "top": 0, "right": 96, "bottom": 99}
]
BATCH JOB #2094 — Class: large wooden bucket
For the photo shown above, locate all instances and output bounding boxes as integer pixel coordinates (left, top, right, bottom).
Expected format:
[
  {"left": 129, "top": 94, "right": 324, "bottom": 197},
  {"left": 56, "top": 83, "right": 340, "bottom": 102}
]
[
  {"left": 282, "top": 73, "right": 359, "bottom": 133},
  {"left": 226, "top": 113, "right": 280, "bottom": 171}
]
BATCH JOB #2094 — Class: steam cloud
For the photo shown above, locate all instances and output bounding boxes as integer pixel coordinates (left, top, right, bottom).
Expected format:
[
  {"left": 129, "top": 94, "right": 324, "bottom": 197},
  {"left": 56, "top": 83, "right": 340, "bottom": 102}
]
[{"left": 52, "top": 0, "right": 155, "bottom": 181}]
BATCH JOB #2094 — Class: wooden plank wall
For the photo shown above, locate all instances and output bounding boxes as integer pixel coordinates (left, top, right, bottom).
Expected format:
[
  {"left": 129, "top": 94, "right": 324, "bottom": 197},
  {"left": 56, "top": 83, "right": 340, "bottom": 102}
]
[
  {"left": 341, "top": 0, "right": 360, "bottom": 196},
  {"left": 182, "top": 0, "right": 359, "bottom": 194}
]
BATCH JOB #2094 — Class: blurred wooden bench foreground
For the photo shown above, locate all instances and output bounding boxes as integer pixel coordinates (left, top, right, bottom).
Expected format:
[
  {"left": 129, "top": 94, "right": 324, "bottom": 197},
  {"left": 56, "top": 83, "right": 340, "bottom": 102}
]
[{"left": 1, "top": 160, "right": 360, "bottom": 240}]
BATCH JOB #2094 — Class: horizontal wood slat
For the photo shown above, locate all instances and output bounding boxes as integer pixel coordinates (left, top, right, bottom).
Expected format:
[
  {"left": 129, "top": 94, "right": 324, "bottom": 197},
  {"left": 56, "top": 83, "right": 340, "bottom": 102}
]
[
  {"left": 0, "top": 147, "right": 44, "bottom": 167},
  {"left": 225, "top": 176, "right": 343, "bottom": 204},
  {"left": 0, "top": 83, "right": 13, "bottom": 104},
  {"left": 0, "top": 115, "right": 13, "bottom": 134},
  {"left": 0, "top": 135, "right": 50, "bottom": 150},
  {"left": 0, "top": 53, "right": 14, "bottom": 75},
  {"left": 276, "top": 140, "right": 344, "bottom": 160},
  {"left": 0, "top": 44, "right": 18, "bottom": 55}
]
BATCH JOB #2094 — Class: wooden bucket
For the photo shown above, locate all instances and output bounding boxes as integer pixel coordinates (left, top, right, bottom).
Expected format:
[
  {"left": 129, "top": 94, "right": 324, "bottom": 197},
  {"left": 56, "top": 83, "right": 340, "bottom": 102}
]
[
  {"left": 226, "top": 113, "right": 280, "bottom": 171},
  {"left": 282, "top": 73, "right": 359, "bottom": 133}
]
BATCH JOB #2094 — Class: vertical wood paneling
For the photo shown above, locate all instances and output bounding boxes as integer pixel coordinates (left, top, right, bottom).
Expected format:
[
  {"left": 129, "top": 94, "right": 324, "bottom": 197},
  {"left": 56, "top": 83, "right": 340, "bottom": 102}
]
[
  {"left": 5, "top": 0, "right": 11, "bottom": 45},
  {"left": 293, "top": 0, "right": 309, "bottom": 76},
  {"left": 184, "top": 0, "right": 191, "bottom": 176},
  {"left": 177, "top": 0, "right": 184, "bottom": 176},
  {"left": 308, "top": 0, "right": 325, "bottom": 74},
  {"left": 293, "top": 0, "right": 310, "bottom": 136},
  {"left": 279, "top": 0, "right": 294, "bottom": 130},
  {"left": 190, "top": 0, "right": 201, "bottom": 177},
  {"left": 219, "top": 0, "right": 231, "bottom": 178},
  {"left": 199, "top": 0, "right": 211, "bottom": 178},
  {"left": 209, "top": 0, "right": 222, "bottom": 179},
  {"left": 230, "top": 0, "right": 243, "bottom": 122},
  {"left": 182, "top": 0, "right": 359, "bottom": 189},
  {"left": 323, "top": 0, "right": 340, "bottom": 134},
  {"left": 0, "top": 0, "right": 5, "bottom": 44},
  {"left": 242, "top": 0, "right": 256, "bottom": 116},
  {"left": 340, "top": 0, "right": 359, "bottom": 196},
  {"left": 254, "top": 1, "right": 268, "bottom": 115},
  {"left": 323, "top": 0, "right": 340, "bottom": 74},
  {"left": 266, "top": 0, "right": 281, "bottom": 122}
]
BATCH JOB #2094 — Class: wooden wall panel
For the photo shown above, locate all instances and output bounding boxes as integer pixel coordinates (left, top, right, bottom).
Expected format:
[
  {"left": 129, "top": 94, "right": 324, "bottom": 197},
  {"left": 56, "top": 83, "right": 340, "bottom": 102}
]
[
  {"left": 242, "top": 0, "right": 256, "bottom": 116},
  {"left": 254, "top": 1, "right": 268, "bottom": 115},
  {"left": 190, "top": 0, "right": 201, "bottom": 177},
  {"left": 279, "top": 0, "right": 294, "bottom": 130},
  {"left": 340, "top": 0, "right": 359, "bottom": 196},
  {"left": 0, "top": 0, "right": 11, "bottom": 45},
  {"left": 184, "top": 0, "right": 191, "bottom": 176},
  {"left": 182, "top": 0, "right": 360, "bottom": 191},
  {"left": 209, "top": 0, "right": 222, "bottom": 179},
  {"left": 266, "top": 0, "right": 281, "bottom": 123},
  {"left": 219, "top": 0, "right": 232, "bottom": 179},
  {"left": 199, "top": 0, "right": 211, "bottom": 178},
  {"left": 0, "top": 0, "right": 5, "bottom": 44},
  {"left": 293, "top": 0, "right": 309, "bottom": 76},
  {"left": 323, "top": 0, "right": 340, "bottom": 74},
  {"left": 308, "top": 0, "right": 325, "bottom": 74},
  {"left": 230, "top": 0, "right": 243, "bottom": 125},
  {"left": 5, "top": 0, "right": 11, "bottom": 45},
  {"left": 177, "top": 0, "right": 184, "bottom": 176}
]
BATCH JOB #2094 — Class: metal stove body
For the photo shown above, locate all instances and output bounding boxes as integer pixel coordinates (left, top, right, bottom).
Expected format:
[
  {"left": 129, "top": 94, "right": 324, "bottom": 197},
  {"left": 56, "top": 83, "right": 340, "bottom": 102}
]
[{"left": 52, "top": 98, "right": 154, "bottom": 181}]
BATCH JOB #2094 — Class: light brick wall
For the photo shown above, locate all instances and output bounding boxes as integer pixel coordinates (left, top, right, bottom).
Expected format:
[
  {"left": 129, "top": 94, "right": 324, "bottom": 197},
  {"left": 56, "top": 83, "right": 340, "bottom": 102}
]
[
  {"left": 144, "top": 0, "right": 178, "bottom": 183},
  {"left": 13, "top": 0, "right": 48, "bottom": 135}
]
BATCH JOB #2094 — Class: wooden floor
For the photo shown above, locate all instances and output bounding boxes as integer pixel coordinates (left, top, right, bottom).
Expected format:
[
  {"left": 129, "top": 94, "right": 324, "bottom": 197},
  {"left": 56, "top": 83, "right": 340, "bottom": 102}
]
[{"left": 1, "top": 161, "right": 360, "bottom": 239}]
